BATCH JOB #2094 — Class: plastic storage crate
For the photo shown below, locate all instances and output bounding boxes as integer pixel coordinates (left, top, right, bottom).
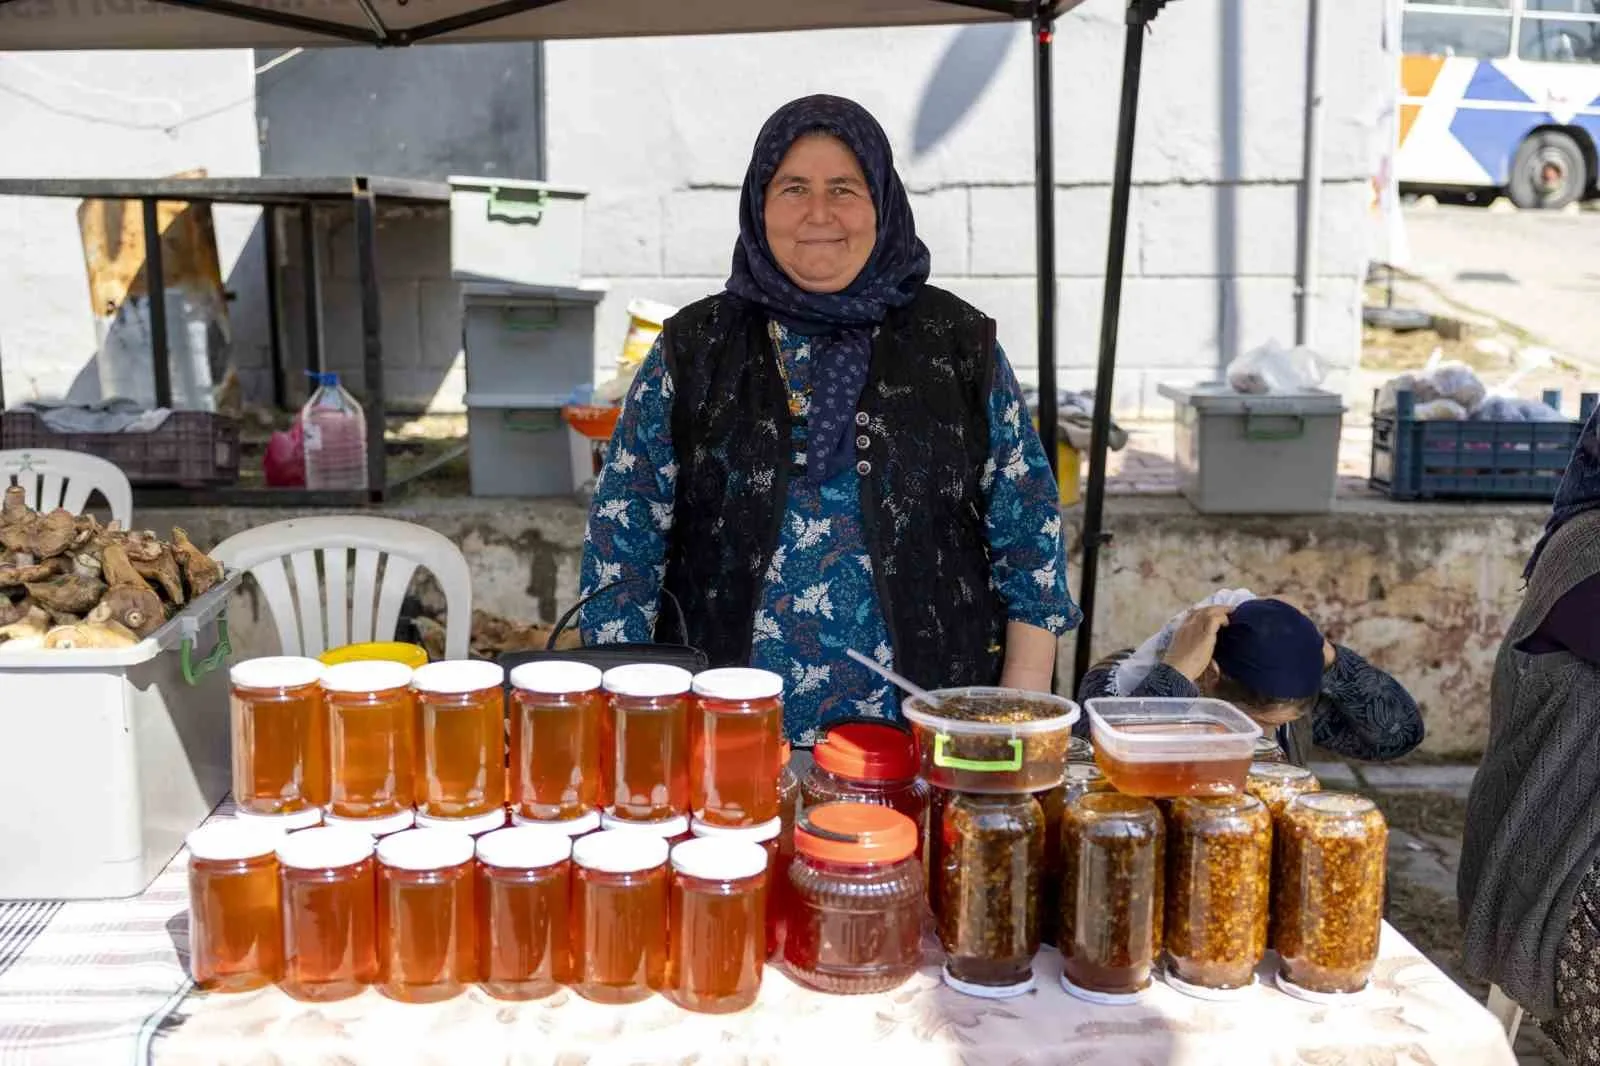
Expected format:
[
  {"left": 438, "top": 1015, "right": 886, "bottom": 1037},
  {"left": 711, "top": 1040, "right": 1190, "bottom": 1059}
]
[
  {"left": 465, "top": 396, "right": 576, "bottom": 497},
  {"left": 461, "top": 281, "right": 604, "bottom": 398},
  {"left": 0, "top": 410, "right": 240, "bottom": 487},
  {"left": 1369, "top": 389, "right": 1598, "bottom": 501},
  {"left": 0, "top": 572, "right": 238, "bottom": 898},
  {"left": 449, "top": 176, "right": 586, "bottom": 288}
]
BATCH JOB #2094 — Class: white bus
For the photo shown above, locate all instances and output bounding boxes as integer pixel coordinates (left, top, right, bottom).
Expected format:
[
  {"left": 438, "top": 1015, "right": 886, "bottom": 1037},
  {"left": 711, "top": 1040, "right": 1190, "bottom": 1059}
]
[{"left": 1399, "top": 0, "right": 1600, "bottom": 208}]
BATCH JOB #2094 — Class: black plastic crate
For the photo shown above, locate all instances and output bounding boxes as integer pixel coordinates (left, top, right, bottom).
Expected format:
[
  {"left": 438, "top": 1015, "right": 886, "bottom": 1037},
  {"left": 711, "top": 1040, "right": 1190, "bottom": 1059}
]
[{"left": 1370, "top": 389, "right": 1597, "bottom": 501}]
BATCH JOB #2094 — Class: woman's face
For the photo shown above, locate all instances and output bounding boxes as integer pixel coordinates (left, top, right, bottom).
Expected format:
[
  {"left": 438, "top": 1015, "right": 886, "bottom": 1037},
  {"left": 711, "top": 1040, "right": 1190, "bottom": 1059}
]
[{"left": 763, "top": 133, "right": 877, "bottom": 294}]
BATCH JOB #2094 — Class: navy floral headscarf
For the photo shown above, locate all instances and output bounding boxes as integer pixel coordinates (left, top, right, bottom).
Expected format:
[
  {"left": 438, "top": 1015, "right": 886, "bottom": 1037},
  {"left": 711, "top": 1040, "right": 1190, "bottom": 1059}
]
[
  {"left": 725, "top": 94, "right": 931, "bottom": 482},
  {"left": 1527, "top": 403, "right": 1600, "bottom": 579}
]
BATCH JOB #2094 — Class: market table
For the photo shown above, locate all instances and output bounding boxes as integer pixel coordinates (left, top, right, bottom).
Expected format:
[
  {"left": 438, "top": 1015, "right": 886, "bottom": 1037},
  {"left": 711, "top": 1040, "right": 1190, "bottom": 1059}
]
[{"left": 0, "top": 802, "right": 1517, "bottom": 1066}]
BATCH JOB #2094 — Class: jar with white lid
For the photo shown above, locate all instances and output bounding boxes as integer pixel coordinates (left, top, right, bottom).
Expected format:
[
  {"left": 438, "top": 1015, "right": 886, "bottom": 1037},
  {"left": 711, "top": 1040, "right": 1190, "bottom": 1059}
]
[
  {"left": 413, "top": 660, "right": 506, "bottom": 820},
  {"left": 571, "top": 829, "right": 669, "bottom": 1004},
  {"left": 691, "top": 816, "right": 785, "bottom": 961},
  {"left": 187, "top": 820, "right": 284, "bottom": 992},
  {"left": 690, "top": 668, "right": 784, "bottom": 828},
  {"left": 230, "top": 656, "right": 328, "bottom": 816},
  {"left": 602, "top": 664, "right": 692, "bottom": 821},
  {"left": 476, "top": 826, "right": 574, "bottom": 1000},
  {"left": 376, "top": 828, "right": 477, "bottom": 1002},
  {"left": 277, "top": 826, "right": 377, "bottom": 1001},
  {"left": 509, "top": 661, "right": 605, "bottom": 822},
  {"left": 668, "top": 837, "right": 768, "bottom": 1014},
  {"left": 323, "top": 660, "right": 417, "bottom": 818}
]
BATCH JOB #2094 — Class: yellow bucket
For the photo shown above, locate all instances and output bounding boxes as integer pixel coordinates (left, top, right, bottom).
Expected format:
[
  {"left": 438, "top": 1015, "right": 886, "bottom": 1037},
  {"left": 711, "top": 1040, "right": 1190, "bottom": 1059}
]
[
  {"left": 620, "top": 299, "right": 677, "bottom": 371},
  {"left": 1057, "top": 443, "right": 1082, "bottom": 506},
  {"left": 318, "top": 641, "right": 429, "bottom": 669}
]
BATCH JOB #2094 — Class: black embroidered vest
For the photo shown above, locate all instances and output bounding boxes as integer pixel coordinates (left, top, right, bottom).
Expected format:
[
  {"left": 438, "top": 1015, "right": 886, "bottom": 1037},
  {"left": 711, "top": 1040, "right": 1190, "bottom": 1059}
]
[{"left": 659, "top": 285, "right": 1004, "bottom": 691}]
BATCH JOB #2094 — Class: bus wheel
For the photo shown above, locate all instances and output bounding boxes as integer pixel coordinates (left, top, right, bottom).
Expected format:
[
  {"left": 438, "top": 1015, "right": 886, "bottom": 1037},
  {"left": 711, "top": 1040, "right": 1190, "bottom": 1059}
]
[{"left": 1508, "top": 131, "right": 1588, "bottom": 210}]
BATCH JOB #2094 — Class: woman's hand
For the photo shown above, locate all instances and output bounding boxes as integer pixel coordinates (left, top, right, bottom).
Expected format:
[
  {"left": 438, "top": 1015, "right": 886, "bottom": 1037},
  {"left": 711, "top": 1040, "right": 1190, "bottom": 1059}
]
[{"left": 1161, "top": 605, "right": 1232, "bottom": 681}]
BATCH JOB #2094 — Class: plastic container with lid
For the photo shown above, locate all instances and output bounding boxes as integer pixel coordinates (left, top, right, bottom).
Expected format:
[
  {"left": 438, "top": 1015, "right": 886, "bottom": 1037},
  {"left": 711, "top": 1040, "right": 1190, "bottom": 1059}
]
[
  {"left": 938, "top": 792, "right": 1044, "bottom": 997},
  {"left": 230, "top": 656, "right": 329, "bottom": 815},
  {"left": 602, "top": 664, "right": 692, "bottom": 821},
  {"left": 667, "top": 837, "right": 769, "bottom": 1014},
  {"left": 784, "top": 803, "right": 924, "bottom": 995},
  {"left": 186, "top": 820, "right": 284, "bottom": 992},
  {"left": 1084, "top": 698, "right": 1261, "bottom": 798},
  {"left": 375, "top": 828, "right": 477, "bottom": 1003},
  {"left": 599, "top": 810, "right": 692, "bottom": 846},
  {"left": 1274, "top": 793, "right": 1388, "bottom": 999},
  {"left": 1164, "top": 795, "right": 1272, "bottom": 998},
  {"left": 509, "top": 661, "right": 605, "bottom": 822},
  {"left": 692, "top": 816, "right": 786, "bottom": 961},
  {"left": 277, "top": 826, "right": 378, "bottom": 1001},
  {"left": 1059, "top": 793, "right": 1164, "bottom": 1004},
  {"left": 415, "top": 809, "right": 508, "bottom": 837},
  {"left": 475, "top": 826, "right": 574, "bottom": 1000},
  {"left": 690, "top": 669, "right": 784, "bottom": 828},
  {"left": 322, "top": 661, "right": 417, "bottom": 818},
  {"left": 1037, "top": 764, "right": 1113, "bottom": 950},
  {"left": 801, "top": 719, "right": 930, "bottom": 848},
  {"left": 412, "top": 660, "right": 506, "bottom": 820},
  {"left": 571, "top": 829, "right": 670, "bottom": 1003},
  {"left": 901, "top": 688, "right": 1080, "bottom": 794}
]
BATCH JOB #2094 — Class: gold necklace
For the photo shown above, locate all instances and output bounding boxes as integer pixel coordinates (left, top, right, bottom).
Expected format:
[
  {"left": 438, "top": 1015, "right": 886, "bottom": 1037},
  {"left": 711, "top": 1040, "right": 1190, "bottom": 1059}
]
[{"left": 769, "top": 321, "right": 808, "bottom": 419}]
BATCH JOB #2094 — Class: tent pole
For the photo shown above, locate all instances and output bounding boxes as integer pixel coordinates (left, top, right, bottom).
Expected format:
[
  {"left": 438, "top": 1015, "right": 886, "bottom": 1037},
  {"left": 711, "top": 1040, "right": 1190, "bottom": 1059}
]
[
  {"left": 1033, "top": 4, "right": 1060, "bottom": 479},
  {"left": 1072, "top": 0, "right": 1166, "bottom": 693}
]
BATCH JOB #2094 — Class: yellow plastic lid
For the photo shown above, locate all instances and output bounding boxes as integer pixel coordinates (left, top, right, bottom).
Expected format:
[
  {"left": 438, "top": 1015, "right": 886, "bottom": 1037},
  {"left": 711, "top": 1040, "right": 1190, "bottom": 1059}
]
[{"left": 318, "top": 641, "right": 429, "bottom": 670}]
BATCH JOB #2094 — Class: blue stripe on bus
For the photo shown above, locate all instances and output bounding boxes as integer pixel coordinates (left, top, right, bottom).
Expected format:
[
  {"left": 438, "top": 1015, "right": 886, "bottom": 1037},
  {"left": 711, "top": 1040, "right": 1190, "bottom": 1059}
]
[
  {"left": 1450, "top": 109, "right": 1547, "bottom": 184},
  {"left": 1463, "top": 61, "right": 1535, "bottom": 104}
]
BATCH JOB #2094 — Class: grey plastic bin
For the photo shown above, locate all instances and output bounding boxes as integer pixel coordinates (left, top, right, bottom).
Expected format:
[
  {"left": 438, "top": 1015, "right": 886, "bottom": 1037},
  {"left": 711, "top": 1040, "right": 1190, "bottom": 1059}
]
[
  {"left": 461, "top": 281, "right": 605, "bottom": 398},
  {"left": 1158, "top": 382, "right": 1346, "bottom": 514},
  {"left": 466, "top": 393, "right": 576, "bottom": 498},
  {"left": 450, "top": 176, "right": 587, "bottom": 288}
]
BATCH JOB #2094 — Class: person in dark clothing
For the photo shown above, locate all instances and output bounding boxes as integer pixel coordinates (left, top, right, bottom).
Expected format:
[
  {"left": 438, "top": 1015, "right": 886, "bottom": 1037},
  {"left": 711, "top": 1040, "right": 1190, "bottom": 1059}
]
[{"left": 1076, "top": 594, "right": 1424, "bottom": 765}]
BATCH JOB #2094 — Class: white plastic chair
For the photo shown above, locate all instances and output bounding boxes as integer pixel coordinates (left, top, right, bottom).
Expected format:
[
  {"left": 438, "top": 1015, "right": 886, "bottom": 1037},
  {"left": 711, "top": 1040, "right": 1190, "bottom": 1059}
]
[
  {"left": 0, "top": 449, "right": 132, "bottom": 527},
  {"left": 1486, "top": 984, "right": 1524, "bottom": 1043},
  {"left": 210, "top": 515, "right": 472, "bottom": 660}
]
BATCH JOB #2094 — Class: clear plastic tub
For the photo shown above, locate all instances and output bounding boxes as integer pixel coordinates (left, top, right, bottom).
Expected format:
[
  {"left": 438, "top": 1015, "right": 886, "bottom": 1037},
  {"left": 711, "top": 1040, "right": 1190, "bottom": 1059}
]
[
  {"left": 901, "top": 688, "right": 1081, "bottom": 793},
  {"left": 1084, "top": 698, "right": 1261, "bottom": 798}
]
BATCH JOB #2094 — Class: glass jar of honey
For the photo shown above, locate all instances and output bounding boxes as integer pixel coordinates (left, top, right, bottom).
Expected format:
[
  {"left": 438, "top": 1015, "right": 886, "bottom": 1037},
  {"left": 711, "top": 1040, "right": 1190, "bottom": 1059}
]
[
  {"left": 509, "top": 662, "right": 605, "bottom": 822},
  {"left": 1164, "top": 795, "right": 1272, "bottom": 997},
  {"left": 412, "top": 660, "right": 506, "bottom": 820},
  {"left": 475, "top": 826, "right": 574, "bottom": 1001},
  {"left": 1059, "top": 793, "right": 1163, "bottom": 1004},
  {"left": 571, "top": 829, "right": 670, "bottom": 1004},
  {"left": 415, "top": 809, "right": 508, "bottom": 837},
  {"left": 691, "top": 816, "right": 786, "bottom": 961},
  {"left": 600, "top": 811, "right": 693, "bottom": 847},
  {"left": 801, "top": 720, "right": 929, "bottom": 849},
  {"left": 323, "top": 809, "right": 415, "bottom": 839},
  {"left": 667, "top": 838, "right": 768, "bottom": 1014},
  {"left": 939, "top": 792, "right": 1045, "bottom": 997},
  {"left": 1274, "top": 793, "right": 1388, "bottom": 999},
  {"left": 322, "top": 661, "right": 417, "bottom": 819},
  {"left": 186, "top": 820, "right": 284, "bottom": 992},
  {"left": 602, "top": 664, "right": 692, "bottom": 822},
  {"left": 1037, "top": 764, "right": 1113, "bottom": 948},
  {"left": 375, "top": 828, "right": 477, "bottom": 1003},
  {"left": 785, "top": 803, "right": 923, "bottom": 995},
  {"left": 277, "top": 826, "right": 378, "bottom": 1001},
  {"left": 230, "top": 656, "right": 329, "bottom": 815},
  {"left": 691, "top": 668, "right": 784, "bottom": 828}
]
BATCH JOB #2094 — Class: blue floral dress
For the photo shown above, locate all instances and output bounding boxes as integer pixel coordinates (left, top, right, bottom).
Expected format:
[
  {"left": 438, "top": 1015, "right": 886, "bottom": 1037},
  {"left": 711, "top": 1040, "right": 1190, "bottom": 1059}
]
[{"left": 579, "top": 323, "right": 1079, "bottom": 744}]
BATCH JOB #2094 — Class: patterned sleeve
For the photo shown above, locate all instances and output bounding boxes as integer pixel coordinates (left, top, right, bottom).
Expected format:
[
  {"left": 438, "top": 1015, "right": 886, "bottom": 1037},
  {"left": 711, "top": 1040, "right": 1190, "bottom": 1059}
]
[
  {"left": 1310, "top": 644, "right": 1426, "bottom": 761},
  {"left": 577, "top": 338, "right": 679, "bottom": 644},
  {"left": 983, "top": 343, "right": 1082, "bottom": 635}
]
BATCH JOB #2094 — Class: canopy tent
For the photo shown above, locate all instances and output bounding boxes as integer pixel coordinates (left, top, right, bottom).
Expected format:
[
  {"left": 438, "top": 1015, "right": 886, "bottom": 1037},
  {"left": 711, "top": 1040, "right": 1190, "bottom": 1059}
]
[{"left": 0, "top": 0, "right": 1173, "bottom": 689}]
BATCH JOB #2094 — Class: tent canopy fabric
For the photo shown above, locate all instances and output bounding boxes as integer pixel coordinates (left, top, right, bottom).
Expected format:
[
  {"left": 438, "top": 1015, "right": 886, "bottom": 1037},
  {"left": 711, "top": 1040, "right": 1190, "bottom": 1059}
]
[{"left": 0, "top": 0, "right": 1086, "bottom": 51}]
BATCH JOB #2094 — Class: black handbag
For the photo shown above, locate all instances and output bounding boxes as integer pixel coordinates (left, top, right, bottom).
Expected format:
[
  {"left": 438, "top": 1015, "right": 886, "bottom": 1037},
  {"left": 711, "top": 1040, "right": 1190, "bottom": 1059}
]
[{"left": 497, "top": 581, "right": 710, "bottom": 676}]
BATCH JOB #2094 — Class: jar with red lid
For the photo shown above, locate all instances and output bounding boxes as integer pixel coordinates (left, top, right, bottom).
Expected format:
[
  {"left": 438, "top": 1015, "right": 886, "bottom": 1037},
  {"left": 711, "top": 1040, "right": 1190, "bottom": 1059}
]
[
  {"left": 230, "top": 656, "right": 329, "bottom": 815},
  {"left": 602, "top": 664, "right": 692, "bottom": 821},
  {"left": 600, "top": 810, "right": 693, "bottom": 847},
  {"left": 412, "top": 660, "right": 506, "bottom": 820},
  {"left": 376, "top": 828, "right": 477, "bottom": 1003},
  {"left": 801, "top": 719, "right": 929, "bottom": 849},
  {"left": 323, "top": 661, "right": 417, "bottom": 819},
  {"left": 784, "top": 803, "right": 924, "bottom": 995},
  {"left": 509, "top": 662, "right": 606, "bottom": 822},
  {"left": 691, "top": 669, "right": 784, "bottom": 827},
  {"left": 475, "top": 826, "right": 574, "bottom": 1000},
  {"left": 667, "top": 838, "right": 768, "bottom": 1014},
  {"left": 277, "top": 826, "right": 378, "bottom": 1001},
  {"left": 572, "top": 830, "right": 670, "bottom": 1004},
  {"left": 186, "top": 821, "right": 284, "bottom": 992},
  {"left": 691, "top": 816, "right": 786, "bottom": 961}
]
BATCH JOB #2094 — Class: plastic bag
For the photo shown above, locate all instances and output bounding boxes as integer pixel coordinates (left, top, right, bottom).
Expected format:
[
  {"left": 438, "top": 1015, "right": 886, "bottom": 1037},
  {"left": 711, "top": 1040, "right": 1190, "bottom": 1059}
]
[
  {"left": 264, "top": 419, "right": 305, "bottom": 487},
  {"left": 1226, "top": 339, "right": 1329, "bottom": 395}
]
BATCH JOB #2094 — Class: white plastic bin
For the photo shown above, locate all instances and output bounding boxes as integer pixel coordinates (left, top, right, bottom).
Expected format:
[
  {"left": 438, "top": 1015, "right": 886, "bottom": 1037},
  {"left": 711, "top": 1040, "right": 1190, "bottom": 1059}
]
[
  {"left": 0, "top": 574, "right": 238, "bottom": 899},
  {"left": 450, "top": 176, "right": 587, "bottom": 288},
  {"left": 461, "top": 280, "right": 606, "bottom": 398}
]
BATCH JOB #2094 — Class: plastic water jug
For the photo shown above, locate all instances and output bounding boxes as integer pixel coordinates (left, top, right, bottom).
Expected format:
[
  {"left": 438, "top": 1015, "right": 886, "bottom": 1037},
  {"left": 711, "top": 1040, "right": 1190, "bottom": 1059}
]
[{"left": 301, "top": 372, "right": 368, "bottom": 491}]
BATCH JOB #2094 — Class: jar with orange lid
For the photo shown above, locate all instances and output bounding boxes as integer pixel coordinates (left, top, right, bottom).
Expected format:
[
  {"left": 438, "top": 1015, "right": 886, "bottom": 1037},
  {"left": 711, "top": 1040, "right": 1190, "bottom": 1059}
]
[
  {"left": 475, "top": 826, "right": 574, "bottom": 1000},
  {"left": 600, "top": 810, "right": 693, "bottom": 847},
  {"left": 186, "top": 820, "right": 284, "bottom": 992},
  {"left": 691, "top": 816, "right": 786, "bottom": 960},
  {"left": 691, "top": 668, "right": 784, "bottom": 828},
  {"left": 322, "top": 661, "right": 417, "bottom": 818},
  {"left": 277, "top": 826, "right": 378, "bottom": 1001},
  {"left": 376, "top": 828, "right": 477, "bottom": 1002},
  {"left": 230, "top": 656, "right": 329, "bottom": 815},
  {"left": 801, "top": 719, "right": 930, "bottom": 847},
  {"left": 1274, "top": 792, "right": 1387, "bottom": 999},
  {"left": 509, "top": 662, "right": 605, "bottom": 822},
  {"left": 412, "top": 660, "right": 506, "bottom": 820},
  {"left": 785, "top": 803, "right": 924, "bottom": 995},
  {"left": 667, "top": 837, "right": 768, "bottom": 1014},
  {"left": 1059, "top": 792, "right": 1164, "bottom": 1004},
  {"left": 602, "top": 664, "right": 692, "bottom": 821},
  {"left": 571, "top": 829, "right": 670, "bottom": 1004}
]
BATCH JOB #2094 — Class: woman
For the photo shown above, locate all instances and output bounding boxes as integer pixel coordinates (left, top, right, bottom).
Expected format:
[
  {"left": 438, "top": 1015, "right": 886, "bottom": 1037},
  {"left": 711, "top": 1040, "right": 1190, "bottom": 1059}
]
[
  {"left": 1461, "top": 408, "right": 1600, "bottom": 1062},
  {"left": 579, "top": 95, "right": 1078, "bottom": 744},
  {"left": 1076, "top": 591, "right": 1423, "bottom": 764}
]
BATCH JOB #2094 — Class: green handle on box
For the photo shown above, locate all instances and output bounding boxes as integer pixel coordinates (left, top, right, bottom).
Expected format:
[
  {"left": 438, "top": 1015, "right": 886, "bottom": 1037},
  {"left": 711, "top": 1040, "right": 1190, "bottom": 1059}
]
[
  {"left": 182, "top": 619, "right": 231, "bottom": 687},
  {"left": 1244, "top": 412, "right": 1306, "bottom": 442},
  {"left": 933, "top": 733, "right": 1023, "bottom": 772},
  {"left": 487, "top": 187, "right": 548, "bottom": 225}
]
